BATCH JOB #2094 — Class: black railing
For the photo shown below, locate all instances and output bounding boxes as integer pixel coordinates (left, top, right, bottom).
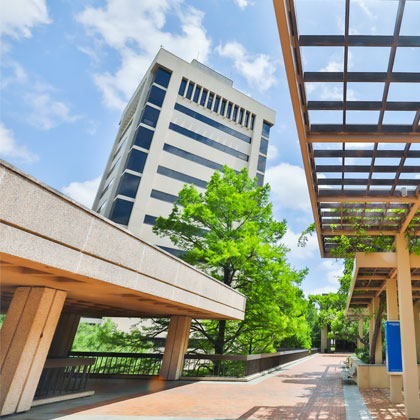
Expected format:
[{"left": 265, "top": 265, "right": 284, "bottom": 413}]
[
  {"left": 70, "top": 352, "right": 163, "bottom": 377},
  {"left": 35, "top": 357, "right": 95, "bottom": 399}
]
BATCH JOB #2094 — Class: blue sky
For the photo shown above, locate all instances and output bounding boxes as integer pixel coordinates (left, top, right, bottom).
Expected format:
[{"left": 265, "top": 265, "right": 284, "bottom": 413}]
[{"left": 1, "top": 0, "right": 418, "bottom": 296}]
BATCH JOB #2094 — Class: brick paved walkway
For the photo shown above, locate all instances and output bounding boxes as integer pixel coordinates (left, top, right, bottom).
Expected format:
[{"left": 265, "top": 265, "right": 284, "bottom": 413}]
[{"left": 57, "top": 354, "right": 348, "bottom": 420}]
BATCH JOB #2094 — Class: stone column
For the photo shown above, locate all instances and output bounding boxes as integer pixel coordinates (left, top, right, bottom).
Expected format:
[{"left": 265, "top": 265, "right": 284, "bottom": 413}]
[
  {"left": 320, "top": 325, "right": 328, "bottom": 353},
  {"left": 396, "top": 233, "right": 420, "bottom": 418},
  {"left": 371, "top": 297, "right": 383, "bottom": 364},
  {"left": 48, "top": 312, "right": 81, "bottom": 357},
  {"left": 369, "top": 302, "right": 374, "bottom": 350},
  {"left": 413, "top": 302, "right": 420, "bottom": 364},
  {"left": 0, "top": 287, "right": 66, "bottom": 416},
  {"left": 160, "top": 316, "right": 191, "bottom": 380},
  {"left": 357, "top": 318, "right": 364, "bottom": 349},
  {"left": 386, "top": 276, "right": 403, "bottom": 403}
]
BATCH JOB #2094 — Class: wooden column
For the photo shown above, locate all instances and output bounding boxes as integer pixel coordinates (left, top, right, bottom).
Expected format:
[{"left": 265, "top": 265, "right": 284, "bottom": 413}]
[
  {"left": 357, "top": 318, "right": 364, "bottom": 349},
  {"left": 413, "top": 303, "right": 420, "bottom": 364},
  {"left": 160, "top": 316, "right": 191, "bottom": 380},
  {"left": 0, "top": 287, "right": 66, "bottom": 416},
  {"left": 320, "top": 326, "right": 328, "bottom": 353},
  {"left": 48, "top": 312, "right": 81, "bottom": 357},
  {"left": 371, "top": 297, "right": 383, "bottom": 364},
  {"left": 386, "top": 276, "right": 403, "bottom": 403},
  {"left": 396, "top": 233, "right": 420, "bottom": 418}
]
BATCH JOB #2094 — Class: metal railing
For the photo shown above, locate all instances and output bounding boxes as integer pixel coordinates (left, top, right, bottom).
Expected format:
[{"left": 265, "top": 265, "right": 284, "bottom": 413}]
[
  {"left": 70, "top": 352, "right": 163, "bottom": 377},
  {"left": 35, "top": 357, "right": 95, "bottom": 399}
]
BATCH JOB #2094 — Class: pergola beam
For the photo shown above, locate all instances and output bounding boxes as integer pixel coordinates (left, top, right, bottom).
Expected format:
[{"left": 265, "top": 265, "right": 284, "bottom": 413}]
[
  {"left": 308, "top": 101, "right": 420, "bottom": 112},
  {"left": 304, "top": 72, "right": 420, "bottom": 83},
  {"left": 308, "top": 134, "right": 420, "bottom": 143},
  {"left": 299, "top": 35, "right": 420, "bottom": 47}
]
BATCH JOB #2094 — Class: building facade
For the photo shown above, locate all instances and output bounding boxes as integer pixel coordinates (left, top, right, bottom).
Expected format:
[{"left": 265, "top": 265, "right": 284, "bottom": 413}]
[{"left": 92, "top": 49, "right": 276, "bottom": 254}]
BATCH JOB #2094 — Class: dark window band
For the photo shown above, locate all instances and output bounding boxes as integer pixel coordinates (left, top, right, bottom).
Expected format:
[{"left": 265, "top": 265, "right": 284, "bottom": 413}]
[
  {"left": 110, "top": 198, "right": 133, "bottom": 226},
  {"left": 158, "top": 245, "right": 185, "bottom": 257},
  {"left": 157, "top": 166, "right": 208, "bottom": 188},
  {"left": 175, "top": 103, "right": 252, "bottom": 143},
  {"left": 144, "top": 214, "right": 157, "bottom": 225},
  {"left": 163, "top": 144, "right": 223, "bottom": 171},
  {"left": 169, "top": 123, "right": 248, "bottom": 161},
  {"left": 150, "top": 189, "right": 178, "bottom": 204}
]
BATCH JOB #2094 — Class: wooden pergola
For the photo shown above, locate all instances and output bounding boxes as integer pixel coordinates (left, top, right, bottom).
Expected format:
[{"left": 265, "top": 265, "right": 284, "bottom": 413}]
[{"left": 273, "top": 0, "right": 420, "bottom": 417}]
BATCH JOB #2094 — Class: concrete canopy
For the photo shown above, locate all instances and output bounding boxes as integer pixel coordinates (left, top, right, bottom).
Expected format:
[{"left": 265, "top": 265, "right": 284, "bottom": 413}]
[{"left": 0, "top": 160, "right": 246, "bottom": 321}]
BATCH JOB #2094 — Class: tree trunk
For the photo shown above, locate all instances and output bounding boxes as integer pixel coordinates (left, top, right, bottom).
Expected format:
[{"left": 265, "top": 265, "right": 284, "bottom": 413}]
[
  {"left": 215, "top": 320, "right": 226, "bottom": 354},
  {"left": 369, "top": 298, "right": 385, "bottom": 364}
]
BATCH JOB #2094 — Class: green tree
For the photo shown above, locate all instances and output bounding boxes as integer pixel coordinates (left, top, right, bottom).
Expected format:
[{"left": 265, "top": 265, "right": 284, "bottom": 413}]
[{"left": 153, "top": 166, "right": 311, "bottom": 354}]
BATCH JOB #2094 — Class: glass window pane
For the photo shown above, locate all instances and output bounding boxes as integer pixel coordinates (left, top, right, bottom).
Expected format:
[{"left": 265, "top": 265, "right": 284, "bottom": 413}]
[
  {"left": 257, "top": 155, "right": 267, "bottom": 173},
  {"left": 213, "top": 96, "right": 220, "bottom": 112},
  {"left": 179, "top": 78, "right": 187, "bottom": 96},
  {"left": 126, "top": 149, "right": 148, "bottom": 173},
  {"left": 110, "top": 198, "right": 133, "bottom": 225},
  {"left": 220, "top": 100, "right": 227, "bottom": 116},
  {"left": 250, "top": 114, "right": 255, "bottom": 130},
  {"left": 233, "top": 106, "right": 238, "bottom": 121},
  {"left": 193, "top": 86, "right": 201, "bottom": 103},
  {"left": 148, "top": 85, "right": 166, "bottom": 107},
  {"left": 133, "top": 126, "right": 154, "bottom": 150},
  {"left": 256, "top": 173, "right": 264, "bottom": 187},
  {"left": 227, "top": 102, "right": 233, "bottom": 119},
  {"left": 141, "top": 105, "right": 160, "bottom": 128},
  {"left": 262, "top": 122, "right": 271, "bottom": 138},
  {"left": 260, "top": 138, "right": 268, "bottom": 155},
  {"left": 117, "top": 173, "right": 141, "bottom": 198},
  {"left": 200, "top": 89, "right": 208, "bottom": 106},
  {"left": 186, "top": 82, "right": 194, "bottom": 99},
  {"left": 154, "top": 67, "right": 171, "bottom": 88},
  {"left": 239, "top": 109, "right": 244, "bottom": 125},
  {"left": 207, "top": 92, "right": 214, "bottom": 110},
  {"left": 245, "top": 112, "right": 250, "bottom": 127}
]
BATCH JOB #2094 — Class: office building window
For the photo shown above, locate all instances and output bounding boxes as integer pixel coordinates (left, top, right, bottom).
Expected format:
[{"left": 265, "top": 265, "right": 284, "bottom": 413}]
[
  {"left": 126, "top": 149, "right": 148, "bottom": 173},
  {"left": 200, "top": 89, "right": 208, "bottom": 106},
  {"left": 262, "top": 121, "right": 272, "bottom": 138},
  {"left": 245, "top": 112, "right": 250, "bottom": 128},
  {"left": 157, "top": 166, "right": 208, "bottom": 188},
  {"left": 232, "top": 106, "right": 238, "bottom": 121},
  {"left": 148, "top": 85, "right": 166, "bottom": 107},
  {"left": 256, "top": 173, "right": 264, "bottom": 187},
  {"left": 220, "top": 100, "right": 227, "bottom": 116},
  {"left": 250, "top": 114, "right": 255, "bottom": 130},
  {"left": 213, "top": 96, "right": 220, "bottom": 112},
  {"left": 179, "top": 78, "right": 187, "bottom": 96},
  {"left": 113, "top": 136, "right": 127, "bottom": 159},
  {"left": 100, "top": 178, "right": 114, "bottom": 199},
  {"left": 117, "top": 173, "right": 141, "bottom": 198},
  {"left": 151, "top": 189, "right": 178, "bottom": 204},
  {"left": 239, "top": 108, "right": 244, "bottom": 125},
  {"left": 207, "top": 92, "right": 214, "bottom": 110},
  {"left": 163, "top": 144, "right": 223, "bottom": 171},
  {"left": 133, "top": 126, "right": 154, "bottom": 150},
  {"left": 257, "top": 155, "right": 267, "bottom": 173},
  {"left": 186, "top": 82, "right": 194, "bottom": 99},
  {"left": 227, "top": 102, "right": 232, "bottom": 119},
  {"left": 193, "top": 86, "right": 201, "bottom": 103},
  {"left": 260, "top": 138, "right": 268, "bottom": 155},
  {"left": 97, "top": 200, "right": 108, "bottom": 215},
  {"left": 110, "top": 198, "right": 133, "bottom": 225},
  {"left": 141, "top": 105, "right": 160, "bottom": 128},
  {"left": 144, "top": 214, "right": 157, "bottom": 225},
  {"left": 107, "top": 157, "right": 121, "bottom": 178},
  {"left": 154, "top": 67, "right": 171, "bottom": 88}
]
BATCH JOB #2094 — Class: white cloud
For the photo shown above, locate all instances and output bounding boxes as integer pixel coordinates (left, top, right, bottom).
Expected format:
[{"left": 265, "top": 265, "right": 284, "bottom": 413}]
[
  {"left": 0, "top": 122, "right": 39, "bottom": 163},
  {"left": 234, "top": 0, "right": 251, "bottom": 10},
  {"left": 62, "top": 177, "right": 101, "bottom": 208},
  {"left": 267, "top": 144, "right": 279, "bottom": 161},
  {"left": 25, "top": 84, "right": 81, "bottom": 130},
  {"left": 309, "top": 260, "right": 343, "bottom": 295},
  {"left": 0, "top": 59, "right": 27, "bottom": 88},
  {"left": 77, "top": 0, "right": 211, "bottom": 109},
  {"left": 265, "top": 162, "right": 311, "bottom": 212},
  {"left": 216, "top": 41, "right": 276, "bottom": 92},
  {"left": 0, "top": 0, "right": 51, "bottom": 39},
  {"left": 282, "top": 227, "right": 318, "bottom": 260}
]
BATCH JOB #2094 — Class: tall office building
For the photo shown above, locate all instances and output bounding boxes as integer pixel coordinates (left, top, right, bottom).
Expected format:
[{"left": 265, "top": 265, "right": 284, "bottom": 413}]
[{"left": 92, "top": 49, "right": 275, "bottom": 255}]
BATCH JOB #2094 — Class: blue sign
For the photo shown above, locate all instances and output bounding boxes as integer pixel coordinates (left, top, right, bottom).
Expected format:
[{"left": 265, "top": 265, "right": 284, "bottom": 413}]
[{"left": 385, "top": 321, "right": 402, "bottom": 373}]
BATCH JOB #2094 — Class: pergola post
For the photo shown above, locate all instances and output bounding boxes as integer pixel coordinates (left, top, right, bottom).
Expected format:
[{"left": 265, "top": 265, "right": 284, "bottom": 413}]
[
  {"left": 357, "top": 318, "right": 364, "bottom": 349},
  {"left": 413, "top": 302, "right": 420, "bottom": 364},
  {"left": 386, "top": 276, "right": 403, "bottom": 403},
  {"left": 320, "top": 325, "right": 328, "bottom": 353},
  {"left": 160, "top": 316, "right": 191, "bottom": 380},
  {"left": 0, "top": 287, "right": 66, "bottom": 416},
  {"left": 396, "top": 233, "right": 420, "bottom": 418},
  {"left": 371, "top": 297, "right": 383, "bottom": 364}
]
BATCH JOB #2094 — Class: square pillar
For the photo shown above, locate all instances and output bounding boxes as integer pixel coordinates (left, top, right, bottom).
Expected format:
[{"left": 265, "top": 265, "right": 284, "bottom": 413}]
[
  {"left": 371, "top": 297, "right": 383, "bottom": 364},
  {"left": 412, "top": 303, "right": 420, "bottom": 364},
  {"left": 386, "top": 276, "right": 403, "bottom": 403},
  {"left": 357, "top": 318, "right": 364, "bottom": 349},
  {"left": 320, "top": 326, "right": 328, "bottom": 353},
  {"left": 0, "top": 287, "right": 66, "bottom": 416},
  {"left": 48, "top": 312, "right": 81, "bottom": 357},
  {"left": 396, "top": 233, "right": 420, "bottom": 418},
  {"left": 160, "top": 316, "right": 191, "bottom": 380},
  {"left": 369, "top": 302, "right": 374, "bottom": 349}
]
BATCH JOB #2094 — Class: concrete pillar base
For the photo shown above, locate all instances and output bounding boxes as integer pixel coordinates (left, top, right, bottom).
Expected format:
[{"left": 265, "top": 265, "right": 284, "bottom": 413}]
[
  {"left": 0, "top": 287, "right": 66, "bottom": 416},
  {"left": 160, "top": 316, "right": 191, "bottom": 380},
  {"left": 390, "top": 375, "right": 403, "bottom": 403}
]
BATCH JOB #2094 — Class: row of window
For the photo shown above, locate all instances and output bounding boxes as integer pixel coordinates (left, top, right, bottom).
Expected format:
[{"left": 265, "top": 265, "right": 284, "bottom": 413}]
[
  {"left": 157, "top": 165, "right": 208, "bottom": 189},
  {"left": 169, "top": 122, "right": 249, "bottom": 161},
  {"left": 174, "top": 103, "right": 251, "bottom": 143},
  {"left": 178, "top": 78, "right": 256, "bottom": 130}
]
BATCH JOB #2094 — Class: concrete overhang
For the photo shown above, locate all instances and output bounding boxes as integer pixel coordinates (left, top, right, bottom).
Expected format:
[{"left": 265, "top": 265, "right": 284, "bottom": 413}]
[
  {"left": 345, "top": 252, "right": 420, "bottom": 315},
  {"left": 0, "top": 160, "right": 246, "bottom": 320}
]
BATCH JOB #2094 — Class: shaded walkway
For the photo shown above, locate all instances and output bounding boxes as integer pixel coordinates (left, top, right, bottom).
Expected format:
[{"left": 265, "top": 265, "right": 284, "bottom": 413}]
[{"left": 56, "top": 354, "right": 348, "bottom": 420}]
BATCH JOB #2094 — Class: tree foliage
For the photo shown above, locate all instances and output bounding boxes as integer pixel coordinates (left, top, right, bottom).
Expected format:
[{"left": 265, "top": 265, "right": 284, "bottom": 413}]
[{"left": 152, "top": 166, "right": 312, "bottom": 354}]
